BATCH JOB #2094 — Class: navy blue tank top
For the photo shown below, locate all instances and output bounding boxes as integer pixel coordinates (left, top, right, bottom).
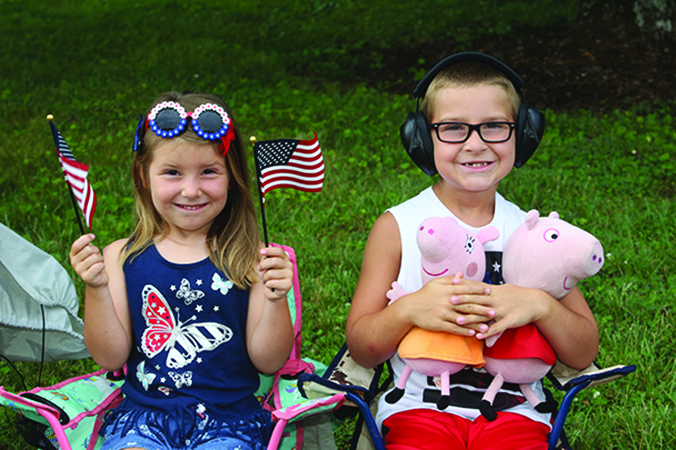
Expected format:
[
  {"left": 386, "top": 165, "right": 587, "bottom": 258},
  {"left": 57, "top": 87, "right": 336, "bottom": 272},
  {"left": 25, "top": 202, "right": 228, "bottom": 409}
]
[{"left": 120, "top": 245, "right": 262, "bottom": 421}]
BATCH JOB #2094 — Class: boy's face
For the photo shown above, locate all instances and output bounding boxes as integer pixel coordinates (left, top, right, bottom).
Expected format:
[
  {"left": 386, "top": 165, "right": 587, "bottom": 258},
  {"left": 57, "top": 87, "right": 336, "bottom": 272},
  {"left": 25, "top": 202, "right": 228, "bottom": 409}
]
[{"left": 430, "top": 84, "right": 516, "bottom": 196}]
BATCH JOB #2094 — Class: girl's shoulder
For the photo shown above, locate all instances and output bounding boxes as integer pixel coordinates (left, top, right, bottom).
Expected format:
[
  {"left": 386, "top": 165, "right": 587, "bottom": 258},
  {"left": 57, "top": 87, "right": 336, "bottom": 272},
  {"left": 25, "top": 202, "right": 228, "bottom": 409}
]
[{"left": 102, "top": 237, "right": 134, "bottom": 263}]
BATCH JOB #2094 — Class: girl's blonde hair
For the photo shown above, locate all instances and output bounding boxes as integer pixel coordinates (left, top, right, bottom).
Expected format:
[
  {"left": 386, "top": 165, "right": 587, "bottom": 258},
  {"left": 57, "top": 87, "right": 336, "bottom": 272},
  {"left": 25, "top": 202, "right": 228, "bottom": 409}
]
[
  {"left": 421, "top": 60, "right": 521, "bottom": 122},
  {"left": 123, "top": 91, "right": 260, "bottom": 289}
]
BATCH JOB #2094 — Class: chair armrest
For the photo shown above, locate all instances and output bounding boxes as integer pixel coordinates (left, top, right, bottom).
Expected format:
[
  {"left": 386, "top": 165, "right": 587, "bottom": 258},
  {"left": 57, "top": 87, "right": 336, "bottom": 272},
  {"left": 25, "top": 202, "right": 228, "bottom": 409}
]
[{"left": 547, "top": 360, "right": 637, "bottom": 391}]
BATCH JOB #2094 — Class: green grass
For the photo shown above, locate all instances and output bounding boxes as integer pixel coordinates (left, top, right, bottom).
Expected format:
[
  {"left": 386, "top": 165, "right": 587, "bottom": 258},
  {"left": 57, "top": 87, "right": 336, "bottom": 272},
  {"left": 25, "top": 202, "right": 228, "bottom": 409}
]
[{"left": 1, "top": 0, "right": 675, "bottom": 449}]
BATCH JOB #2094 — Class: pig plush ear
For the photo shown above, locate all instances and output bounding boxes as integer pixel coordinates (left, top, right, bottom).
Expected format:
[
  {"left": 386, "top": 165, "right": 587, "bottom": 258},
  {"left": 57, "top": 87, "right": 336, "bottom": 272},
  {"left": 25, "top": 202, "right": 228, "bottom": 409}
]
[
  {"left": 525, "top": 210, "right": 540, "bottom": 230},
  {"left": 477, "top": 226, "right": 499, "bottom": 245},
  {"left": 548, "top": 211, "right": 560, "bottom": 220}
]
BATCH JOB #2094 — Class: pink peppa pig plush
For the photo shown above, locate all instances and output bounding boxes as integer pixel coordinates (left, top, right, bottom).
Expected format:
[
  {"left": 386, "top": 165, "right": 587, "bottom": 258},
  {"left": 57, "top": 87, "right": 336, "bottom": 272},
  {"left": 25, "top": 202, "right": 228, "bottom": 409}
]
[
  {"left": 385, "top": 216, "right": 498, "bottom": 410},
  {"left": 479, "top": 210, "right": 605, "bottom": 421}
]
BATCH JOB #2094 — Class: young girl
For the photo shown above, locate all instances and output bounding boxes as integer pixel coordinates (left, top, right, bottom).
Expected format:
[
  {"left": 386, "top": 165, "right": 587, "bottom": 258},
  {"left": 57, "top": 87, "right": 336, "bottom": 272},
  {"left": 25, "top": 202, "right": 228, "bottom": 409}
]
[{"left": 70, "top": 92, "right": 294, "bottom": 450}]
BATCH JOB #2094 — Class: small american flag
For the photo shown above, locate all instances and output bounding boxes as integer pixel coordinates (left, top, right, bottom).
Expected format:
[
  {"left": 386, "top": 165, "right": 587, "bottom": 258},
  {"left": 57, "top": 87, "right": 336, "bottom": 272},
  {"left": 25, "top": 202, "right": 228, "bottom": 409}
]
[
  {"left": 50, "top": 122, "right": 97, "bottom": 230},
  {"left": 254, "top": 133, "right": 324, "bottom": 196}
]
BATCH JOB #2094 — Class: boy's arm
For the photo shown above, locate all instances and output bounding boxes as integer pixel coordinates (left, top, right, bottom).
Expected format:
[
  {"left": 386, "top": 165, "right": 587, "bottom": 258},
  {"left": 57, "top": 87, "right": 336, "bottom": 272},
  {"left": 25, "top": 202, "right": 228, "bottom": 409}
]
[
  {"left": 346, "top": 213, "right": 493, "bottom": 368},
  {"left": 535, "top": 286, "right": 599, "bottom": 368},
  {"left": 346, "top": 213, "right": 408, "bottom": 368}
]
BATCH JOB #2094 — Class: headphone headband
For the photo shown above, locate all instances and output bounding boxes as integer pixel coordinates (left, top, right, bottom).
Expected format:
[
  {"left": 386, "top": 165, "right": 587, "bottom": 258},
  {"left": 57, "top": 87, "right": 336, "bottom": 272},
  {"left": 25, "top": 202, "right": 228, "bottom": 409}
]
[{"left": 413, "top": 52, "right": 525, "bottom": 99}]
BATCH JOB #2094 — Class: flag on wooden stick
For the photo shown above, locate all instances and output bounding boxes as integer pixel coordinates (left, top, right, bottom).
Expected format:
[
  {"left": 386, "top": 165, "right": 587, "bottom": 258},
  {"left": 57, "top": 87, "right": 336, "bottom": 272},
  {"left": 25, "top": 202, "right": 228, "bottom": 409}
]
[
  {"left": 251, "top": 132, "right": 324, "bottom": 246},
  {"left": 254, "top": 132, "right": 324, "bottom": 197},
  {"left": 48, "top": 116, "right": 97, "bottom": 232}
]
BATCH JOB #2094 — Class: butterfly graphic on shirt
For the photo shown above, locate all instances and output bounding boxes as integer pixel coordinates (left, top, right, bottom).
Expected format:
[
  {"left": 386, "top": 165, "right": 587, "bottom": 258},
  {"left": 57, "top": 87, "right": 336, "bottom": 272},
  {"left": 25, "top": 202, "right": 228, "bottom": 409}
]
[
  {"left": 211, "top": 273, "right": 234, "bottom": 295},
  {"left": 176, "top": 278, "right": 205, "bottom": 305},
  {"left": 169, "top": 371, "right": 193, "bottom": 389},
  {"left": 136, "top": 361, "right": 156, "bottom": 391},
  {"left": 157, "top": 386, "right": 173, "bottom": 396},
  {"left": 141, "top": 285, "right": 233, "bottom": 369}
]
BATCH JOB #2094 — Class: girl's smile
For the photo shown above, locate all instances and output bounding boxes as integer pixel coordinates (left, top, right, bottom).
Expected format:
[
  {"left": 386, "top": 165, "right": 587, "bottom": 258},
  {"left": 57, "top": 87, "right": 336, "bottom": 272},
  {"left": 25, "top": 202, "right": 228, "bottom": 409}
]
[{"left": 147, "top": 139, "right": 229, "bottom": 239}]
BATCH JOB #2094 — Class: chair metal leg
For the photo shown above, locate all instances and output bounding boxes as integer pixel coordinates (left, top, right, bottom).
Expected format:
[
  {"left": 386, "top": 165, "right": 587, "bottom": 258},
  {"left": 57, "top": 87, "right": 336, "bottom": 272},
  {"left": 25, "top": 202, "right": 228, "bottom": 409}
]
[{"left": 548, "top": 380, "right": 591, "bottom": 450}]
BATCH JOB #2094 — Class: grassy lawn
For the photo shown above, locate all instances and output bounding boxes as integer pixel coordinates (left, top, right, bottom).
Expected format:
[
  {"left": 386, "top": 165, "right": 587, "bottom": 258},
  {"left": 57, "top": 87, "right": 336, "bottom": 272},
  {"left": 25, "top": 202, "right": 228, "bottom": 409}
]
[{"left": 0, "top": 1, "right": 674, "bottom": 448}]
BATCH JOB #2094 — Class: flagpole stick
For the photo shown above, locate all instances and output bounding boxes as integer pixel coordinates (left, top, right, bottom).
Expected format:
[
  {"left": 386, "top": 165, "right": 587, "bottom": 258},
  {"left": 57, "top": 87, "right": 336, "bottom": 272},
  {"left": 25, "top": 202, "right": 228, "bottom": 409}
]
[
  {"left": 250, "top": 136, "right": 270, "bottom": 247},
  {"left": 47, "top": 115, "right": 86, "bottom": 235}
]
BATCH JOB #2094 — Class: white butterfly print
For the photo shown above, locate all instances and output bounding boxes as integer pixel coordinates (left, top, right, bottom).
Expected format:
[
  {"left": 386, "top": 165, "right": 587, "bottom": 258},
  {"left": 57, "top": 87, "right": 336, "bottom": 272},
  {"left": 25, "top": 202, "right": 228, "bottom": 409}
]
[
  {"left": 141, "top": 285, "right": 233, "bottom": 369},
  {"left": 176, "top": 278, "right": 205, "bottom": 305},
  {"left": 136, "top": 361, "right": 156, "bottom": 391},
  {"left": 169, "top": 371, "right": 193, "bottom": 389},
  {"left": 211, "top": 273, "right": 233, "bottom": 295}
]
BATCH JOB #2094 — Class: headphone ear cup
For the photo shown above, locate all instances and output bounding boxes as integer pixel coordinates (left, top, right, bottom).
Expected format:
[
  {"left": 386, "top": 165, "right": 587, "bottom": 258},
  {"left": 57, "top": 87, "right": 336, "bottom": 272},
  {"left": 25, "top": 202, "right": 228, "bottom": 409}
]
[
  {"left": 514, "top": 102, "right": 545, "bottom": 168},
  {"left": 400, "top": 111, "right": 437, "bottom": 177}
]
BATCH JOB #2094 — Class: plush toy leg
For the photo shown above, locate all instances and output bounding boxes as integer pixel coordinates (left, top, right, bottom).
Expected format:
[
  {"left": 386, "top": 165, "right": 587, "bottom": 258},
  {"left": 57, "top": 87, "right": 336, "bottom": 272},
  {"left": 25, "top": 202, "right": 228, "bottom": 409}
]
[
  {"left": 385, "top": 365, "right": 413, "bottom": 404},
  {"left": 521, "top": 383, "right": 558, "bottom": 413},
  {"left": 436, "top": 369, "right": 452, "bottom": 410},
  {"left": 479, "top": 373, "right": 504, "bottom": 421}
]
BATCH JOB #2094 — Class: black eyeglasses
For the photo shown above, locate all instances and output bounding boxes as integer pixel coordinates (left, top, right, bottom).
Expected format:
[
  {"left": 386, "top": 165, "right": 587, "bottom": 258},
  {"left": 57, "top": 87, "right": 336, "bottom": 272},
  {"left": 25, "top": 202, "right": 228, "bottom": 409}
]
[{"left": 429, "top": 121, "right": 516, "bottom": 144}]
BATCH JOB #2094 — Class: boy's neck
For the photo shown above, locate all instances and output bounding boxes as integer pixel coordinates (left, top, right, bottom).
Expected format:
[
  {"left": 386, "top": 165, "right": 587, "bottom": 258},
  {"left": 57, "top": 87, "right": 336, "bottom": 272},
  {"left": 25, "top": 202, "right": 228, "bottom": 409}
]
[{"left": 432, "top": 182, "right": 497, "bottom": 228}]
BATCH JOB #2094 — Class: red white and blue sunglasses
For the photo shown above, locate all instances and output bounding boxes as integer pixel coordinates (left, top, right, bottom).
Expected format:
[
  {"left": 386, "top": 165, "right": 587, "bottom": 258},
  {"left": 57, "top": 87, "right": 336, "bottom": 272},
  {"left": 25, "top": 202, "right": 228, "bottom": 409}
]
[{"left": 133, "top": 101, "right": 235, "bottom": 155}]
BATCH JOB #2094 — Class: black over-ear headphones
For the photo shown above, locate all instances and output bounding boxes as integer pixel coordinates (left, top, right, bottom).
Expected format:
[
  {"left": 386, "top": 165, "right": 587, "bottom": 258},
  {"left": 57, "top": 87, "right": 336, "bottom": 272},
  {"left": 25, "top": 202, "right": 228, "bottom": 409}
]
[{"left": 400, "top": 52, "right": 545, "bottom": 177}]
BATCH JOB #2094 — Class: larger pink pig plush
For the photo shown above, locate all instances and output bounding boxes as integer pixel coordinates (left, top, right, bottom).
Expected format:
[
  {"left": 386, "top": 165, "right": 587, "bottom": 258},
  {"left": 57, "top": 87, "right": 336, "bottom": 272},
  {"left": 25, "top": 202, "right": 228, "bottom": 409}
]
[
  {"left": 385, "top": 216, "right": 498, "bottom": 410},
  {"left": 479, "top": 210, "right": 605, "bottom": 421}
]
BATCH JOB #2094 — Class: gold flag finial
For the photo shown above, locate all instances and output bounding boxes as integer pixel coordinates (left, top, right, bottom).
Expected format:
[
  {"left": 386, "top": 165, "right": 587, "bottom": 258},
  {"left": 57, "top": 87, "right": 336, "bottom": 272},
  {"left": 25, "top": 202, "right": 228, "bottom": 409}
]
[
  {"left": 249, "top": 136, "right": 257, "bottom": 147},
  {"left": 46, "top": 114, "right": 54, "bottom": 122}
]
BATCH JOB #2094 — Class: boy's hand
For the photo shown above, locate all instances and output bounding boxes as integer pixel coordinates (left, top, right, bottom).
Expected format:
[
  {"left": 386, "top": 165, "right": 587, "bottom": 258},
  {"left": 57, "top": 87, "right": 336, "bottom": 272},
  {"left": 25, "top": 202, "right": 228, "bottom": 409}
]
[
  {"left": 402, "top": 272, "right": 494, "bottom": 336},
  {"left": 70, "top": 234, "right": 108, "bottom": 288},
  {"left": 450, "top": 281, "right": 549, "bottom": 340},
  {"left": 258, "top": 246, "right": 293, "bottom": 302}
]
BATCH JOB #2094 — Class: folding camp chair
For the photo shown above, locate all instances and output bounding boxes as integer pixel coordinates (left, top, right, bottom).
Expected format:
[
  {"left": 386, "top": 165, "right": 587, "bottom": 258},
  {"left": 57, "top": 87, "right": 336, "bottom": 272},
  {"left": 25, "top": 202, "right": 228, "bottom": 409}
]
[
  {"left": 298, "top": 347, "right": 636, "bottom": 450},
  {"left": 1, "top": 243, "right": 346, "bottom": 450}
]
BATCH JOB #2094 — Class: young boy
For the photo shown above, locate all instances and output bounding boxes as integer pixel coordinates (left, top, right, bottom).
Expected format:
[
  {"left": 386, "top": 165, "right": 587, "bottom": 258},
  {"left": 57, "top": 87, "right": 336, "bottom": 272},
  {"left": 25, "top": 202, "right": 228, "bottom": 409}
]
[{"left": 345, "top": 53, "right": 599, "bottom": 449}]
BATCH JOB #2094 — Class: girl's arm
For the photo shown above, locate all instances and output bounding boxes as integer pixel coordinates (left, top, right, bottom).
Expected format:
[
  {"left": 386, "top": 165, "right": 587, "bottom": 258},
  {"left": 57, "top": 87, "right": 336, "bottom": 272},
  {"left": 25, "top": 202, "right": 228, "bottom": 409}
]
[
  {"left": 346, "top": 213, "right": 494, "bottom": 369},
  {"left": 70, "top": 235, "right": 133, "bottom": 371},
  {"left": 246, "top": 245, "right": 294, "bottom": 374}
]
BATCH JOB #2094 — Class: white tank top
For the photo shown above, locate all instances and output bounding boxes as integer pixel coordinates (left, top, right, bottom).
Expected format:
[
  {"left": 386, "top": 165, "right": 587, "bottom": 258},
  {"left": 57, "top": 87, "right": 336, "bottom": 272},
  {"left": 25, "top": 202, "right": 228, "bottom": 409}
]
[{"left": 376, "top": 187, "right": 551, "bottom": 429}]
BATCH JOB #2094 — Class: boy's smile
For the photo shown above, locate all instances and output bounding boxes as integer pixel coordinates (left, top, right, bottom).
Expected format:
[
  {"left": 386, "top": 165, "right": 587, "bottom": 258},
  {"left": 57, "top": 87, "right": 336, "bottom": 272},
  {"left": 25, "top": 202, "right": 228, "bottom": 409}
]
[{"left": 431, "top": 84, "right": 516, "bottom": 197}]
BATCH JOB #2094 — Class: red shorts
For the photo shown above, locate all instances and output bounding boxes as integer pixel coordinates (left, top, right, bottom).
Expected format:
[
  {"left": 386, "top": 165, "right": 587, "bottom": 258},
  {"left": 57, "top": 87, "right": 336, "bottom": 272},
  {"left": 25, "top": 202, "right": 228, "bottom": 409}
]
[{"left": 382, "top": 409, "right": 550, "bottom": 450}]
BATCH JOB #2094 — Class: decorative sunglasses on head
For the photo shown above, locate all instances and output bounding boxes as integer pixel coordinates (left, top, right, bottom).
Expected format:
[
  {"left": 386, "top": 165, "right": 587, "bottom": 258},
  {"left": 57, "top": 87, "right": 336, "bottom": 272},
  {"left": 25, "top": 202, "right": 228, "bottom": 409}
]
[{"left": 133, "top": 101, "right": 235, "bottom": 155}]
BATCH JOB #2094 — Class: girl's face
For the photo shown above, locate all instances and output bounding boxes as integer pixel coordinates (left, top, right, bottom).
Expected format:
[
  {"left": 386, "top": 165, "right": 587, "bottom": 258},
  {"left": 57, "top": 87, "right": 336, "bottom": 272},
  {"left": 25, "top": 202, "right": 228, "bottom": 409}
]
[
  {"left": 146, "top": 139, "right": 229, "bottom": 238},
  {"left": 431, "top": 84, "right": 516, "bottom": 196}
]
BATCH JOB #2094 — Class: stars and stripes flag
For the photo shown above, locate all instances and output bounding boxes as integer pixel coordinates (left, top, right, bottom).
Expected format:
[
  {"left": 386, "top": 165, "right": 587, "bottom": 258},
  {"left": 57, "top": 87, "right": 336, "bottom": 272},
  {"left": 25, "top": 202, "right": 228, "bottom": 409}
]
[
  {"left": 49, "top": 120, "right": 97, "bottom": 231},
  {"left": 253, "top": 132, "right": 324, "bottom": 197}
]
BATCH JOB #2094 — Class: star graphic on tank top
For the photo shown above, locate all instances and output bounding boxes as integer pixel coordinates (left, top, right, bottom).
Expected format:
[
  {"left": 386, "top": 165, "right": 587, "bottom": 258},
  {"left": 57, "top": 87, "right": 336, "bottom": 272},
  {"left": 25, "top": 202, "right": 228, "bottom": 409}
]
[
  {"left": 196, "top": 279, "right": 203, "bottom": 286},
  {"left": 160, "top": 377, "right": 166, "bottom": 383},
  {"left": 213, "top": 305, "right": 220, "bottom": 312},
  {"left": 492, "top": 261, "right": 501, "bottom": 273},
  {"left": 195, "top": 304, "right": 203, "bottom": 313},
  {"left": 197, "top": 357, "right": 203, "bottom": 364},
  {"left": 170, "top": 285, "right": 176, "bottom": 291}
]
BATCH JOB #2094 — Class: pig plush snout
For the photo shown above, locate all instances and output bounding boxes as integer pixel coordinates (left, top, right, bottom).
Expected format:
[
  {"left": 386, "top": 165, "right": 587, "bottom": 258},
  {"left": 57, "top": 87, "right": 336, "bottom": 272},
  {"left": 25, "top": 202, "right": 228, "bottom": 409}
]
[{"left": 564, "top": 240, "right": 605, "bottom": 283}]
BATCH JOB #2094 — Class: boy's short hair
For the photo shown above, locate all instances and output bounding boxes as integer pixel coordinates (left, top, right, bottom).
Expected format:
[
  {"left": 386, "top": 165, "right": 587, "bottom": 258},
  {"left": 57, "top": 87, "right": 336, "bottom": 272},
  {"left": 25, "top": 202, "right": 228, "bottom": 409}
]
[{"left": 421, "top": 61, "right": 521, "bottom": 122}]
